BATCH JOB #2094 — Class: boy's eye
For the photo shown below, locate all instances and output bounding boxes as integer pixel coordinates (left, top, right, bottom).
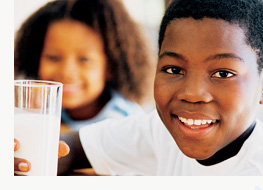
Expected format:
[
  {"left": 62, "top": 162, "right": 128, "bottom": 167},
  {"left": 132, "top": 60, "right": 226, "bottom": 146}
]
[
  {"left": 212, "top": 70, "right": 235, "bottom": 78},
  {"left": 163, "top": 66, "right": 184, "bottom": 75}
]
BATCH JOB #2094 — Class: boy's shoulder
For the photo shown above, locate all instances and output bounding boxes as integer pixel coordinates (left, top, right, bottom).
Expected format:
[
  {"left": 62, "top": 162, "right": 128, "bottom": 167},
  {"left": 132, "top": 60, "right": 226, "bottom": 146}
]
[
  {"left": 242, "top": 119, "right": 263, "bottom": 175},
  {"left": 254, "top": 119, "right": 263, "bottom": 139},
  {"left": 245, "top": 119, "right": 263, "bottom": 148}
]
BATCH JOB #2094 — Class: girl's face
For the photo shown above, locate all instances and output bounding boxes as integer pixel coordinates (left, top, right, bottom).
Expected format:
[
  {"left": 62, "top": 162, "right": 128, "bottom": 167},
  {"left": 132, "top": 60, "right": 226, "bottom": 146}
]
[
  {"left": 39, "top": 19, "right": 108, "bottom": 109},
  {"left": 154, "top": 18, "right": 263, "bottom": 160}
]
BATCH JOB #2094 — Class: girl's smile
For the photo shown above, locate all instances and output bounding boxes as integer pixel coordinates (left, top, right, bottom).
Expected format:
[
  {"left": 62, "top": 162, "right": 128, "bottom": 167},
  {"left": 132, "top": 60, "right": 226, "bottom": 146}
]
[{"left": 62, "top": 83, "right": 82, "bottom": 95}]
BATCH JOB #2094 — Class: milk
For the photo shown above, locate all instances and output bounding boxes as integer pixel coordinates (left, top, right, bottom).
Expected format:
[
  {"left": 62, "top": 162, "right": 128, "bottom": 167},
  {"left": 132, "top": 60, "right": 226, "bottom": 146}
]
[{"left": 14, "top": 109, "right": 61, "bottom": 176}]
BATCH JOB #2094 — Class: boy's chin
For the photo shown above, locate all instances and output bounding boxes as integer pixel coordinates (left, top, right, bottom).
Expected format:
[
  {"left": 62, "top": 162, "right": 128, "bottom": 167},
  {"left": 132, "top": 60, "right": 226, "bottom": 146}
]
[{"left": 179, "top": 146, "right": 216, "bottom": 160}]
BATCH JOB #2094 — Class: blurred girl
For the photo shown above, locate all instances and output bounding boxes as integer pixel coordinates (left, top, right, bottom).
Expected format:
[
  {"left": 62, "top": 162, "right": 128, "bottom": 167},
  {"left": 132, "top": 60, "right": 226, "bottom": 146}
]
[{"left": 14, "top": 0, "right": 155, "bottom": 131}]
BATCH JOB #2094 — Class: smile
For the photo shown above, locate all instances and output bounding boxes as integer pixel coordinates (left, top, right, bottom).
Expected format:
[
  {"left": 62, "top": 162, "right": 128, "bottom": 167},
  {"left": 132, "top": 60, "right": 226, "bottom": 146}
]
[
  {"left": 172, "top": 114, "right": 219, "bottom": 138},
  {"left": 178, "top": 116, "right": 217, "bottom": 129},
  {"left": 63, "top": 83, "right": 82, "bottom": 94}
]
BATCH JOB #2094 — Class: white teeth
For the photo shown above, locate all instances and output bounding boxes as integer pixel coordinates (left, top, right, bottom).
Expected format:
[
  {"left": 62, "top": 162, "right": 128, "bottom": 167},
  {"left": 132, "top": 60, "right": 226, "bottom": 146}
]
[
  {"left": 181, "top": 117, "right": 187, "bottom": 123},
  {"left": 188, "top": 119, "right": 194, "bottom": 125},
  {"left": 207, "top": 120, "right": 212, "bottom": 124},
  {"left": 201, "top": 120, "right": 207, "bottom": 124},
  {"left": 194, "top": 120, "right": 202, "bottom": 125},
  {"left": 178, "top": 117, "right": 216, "bottom": 126}
]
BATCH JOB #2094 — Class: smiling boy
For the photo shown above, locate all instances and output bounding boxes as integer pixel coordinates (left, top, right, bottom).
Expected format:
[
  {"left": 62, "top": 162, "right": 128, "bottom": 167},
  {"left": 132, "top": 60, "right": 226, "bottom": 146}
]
[
  {"left": 155, "top": 17, "right": 262, "bottom": 161},
  {"left": 15, "top": 0, "right": 263, "bottom": 175}
]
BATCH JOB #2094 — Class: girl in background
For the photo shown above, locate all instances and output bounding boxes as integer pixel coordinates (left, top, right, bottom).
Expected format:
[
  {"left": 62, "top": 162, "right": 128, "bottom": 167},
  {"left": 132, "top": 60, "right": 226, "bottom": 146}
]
[{"left": 14, "top": 0, "right": 155, "bottom": 131}]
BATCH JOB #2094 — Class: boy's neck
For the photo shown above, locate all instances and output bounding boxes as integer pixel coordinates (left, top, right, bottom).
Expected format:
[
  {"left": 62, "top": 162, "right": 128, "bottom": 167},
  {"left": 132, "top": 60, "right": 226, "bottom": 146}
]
[{"left": 196, "top": 122, "right": 256, "bottom": 166}]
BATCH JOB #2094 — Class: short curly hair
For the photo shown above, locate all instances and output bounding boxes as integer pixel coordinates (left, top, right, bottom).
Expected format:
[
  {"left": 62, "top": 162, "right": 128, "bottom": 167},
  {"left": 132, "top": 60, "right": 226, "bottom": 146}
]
[
  {"left": 15, "top": 0, "right": 155, "bottom": 104},
  {"left": 159, "top": 0, "right": 263, "bottom": 73}
]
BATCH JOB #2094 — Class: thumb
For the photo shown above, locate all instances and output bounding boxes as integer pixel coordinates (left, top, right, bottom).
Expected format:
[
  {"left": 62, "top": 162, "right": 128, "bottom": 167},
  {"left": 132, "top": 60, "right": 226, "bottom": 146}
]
[{"left": 58, "top": 141, "right": 70, "bottom": 158}]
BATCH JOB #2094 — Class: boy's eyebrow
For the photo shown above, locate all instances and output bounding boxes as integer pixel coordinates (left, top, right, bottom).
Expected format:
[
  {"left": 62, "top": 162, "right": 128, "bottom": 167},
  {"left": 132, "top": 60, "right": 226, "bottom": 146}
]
[
  {"left": 205, "top": 53, "right": 244, "bottom": 62},
  {"left": 158, "top": 51, "right": 186, "bottom": 61},
  {"left": 159, "top": 51, "right": 244, "bottom": 62}
]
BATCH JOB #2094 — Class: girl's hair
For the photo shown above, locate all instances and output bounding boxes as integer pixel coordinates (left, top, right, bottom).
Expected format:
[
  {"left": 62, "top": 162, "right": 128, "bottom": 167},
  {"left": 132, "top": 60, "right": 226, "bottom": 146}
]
[
  {"left": 159, "top": 0, "right": 263, "bottom": 73},
  {"left": 15, "top": 0, "right": 155, "bottom": 104}
]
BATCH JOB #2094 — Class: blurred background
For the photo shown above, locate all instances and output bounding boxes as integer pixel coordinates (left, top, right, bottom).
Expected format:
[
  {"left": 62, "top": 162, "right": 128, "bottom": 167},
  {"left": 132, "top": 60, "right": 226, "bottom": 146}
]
[
  {"left": 14, "top": 0, "right": 173, "bottom": 54},
  {"left": 14, "top": 0, "right": 263, "bottom": 122}
]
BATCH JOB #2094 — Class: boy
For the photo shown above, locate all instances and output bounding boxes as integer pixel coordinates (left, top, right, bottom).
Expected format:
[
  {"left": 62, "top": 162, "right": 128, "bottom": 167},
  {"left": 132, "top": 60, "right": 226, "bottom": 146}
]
[{"left": 15, "top": 0, "right": 263, "bottom": 175}]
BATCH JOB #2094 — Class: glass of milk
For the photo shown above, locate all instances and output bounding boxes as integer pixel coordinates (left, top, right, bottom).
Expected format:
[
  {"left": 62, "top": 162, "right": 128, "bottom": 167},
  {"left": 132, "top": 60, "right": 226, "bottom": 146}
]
[{"left": 14, "top": 80, "right": 63, "bottom": 176}]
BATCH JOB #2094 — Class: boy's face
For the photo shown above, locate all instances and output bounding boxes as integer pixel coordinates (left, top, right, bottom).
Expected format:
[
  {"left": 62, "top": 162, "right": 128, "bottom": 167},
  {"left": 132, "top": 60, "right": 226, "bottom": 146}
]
[{"left": 154, "top": 18, "right": 263, "bottom": 160}]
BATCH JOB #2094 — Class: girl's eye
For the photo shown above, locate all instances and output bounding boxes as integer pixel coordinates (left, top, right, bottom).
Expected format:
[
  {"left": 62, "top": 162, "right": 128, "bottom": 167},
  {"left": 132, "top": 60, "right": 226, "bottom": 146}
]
[
  {"left": 79, "top": 56, "right": 89, "bottom": 63},
  {"left": 164, "top": 66, "right": 184, "bottom": 75},
  {"left": 212, "top": 70, "right": 235, "bottom": 78},
  {"left": 45, "top": 55, "right": 61, "bottom": 62}
]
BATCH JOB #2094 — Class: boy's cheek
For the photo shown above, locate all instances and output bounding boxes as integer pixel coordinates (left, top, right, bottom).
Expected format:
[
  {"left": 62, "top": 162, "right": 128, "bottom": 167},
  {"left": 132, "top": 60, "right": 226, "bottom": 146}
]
[{"left": 154, "top": 76, "right": 174, "bottom": 102}]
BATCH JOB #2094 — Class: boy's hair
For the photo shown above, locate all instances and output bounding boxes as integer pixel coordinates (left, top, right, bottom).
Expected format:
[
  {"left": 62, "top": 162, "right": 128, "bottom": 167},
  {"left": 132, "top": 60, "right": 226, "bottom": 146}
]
[
  {"left": 15, "top": 0, "right": 154, "bottom": 104},
  {"left": 159, "top": 0, "right": 263, "bottom": 72}
]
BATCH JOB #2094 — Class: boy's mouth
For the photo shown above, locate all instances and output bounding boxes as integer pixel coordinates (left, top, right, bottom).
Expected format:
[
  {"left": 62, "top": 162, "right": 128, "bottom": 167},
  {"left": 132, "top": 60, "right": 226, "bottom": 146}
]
[
  {"left": 171, "top": 114, "right": 219, "bottom": 138},
  {"left": 178, "top": 116, "right": 217, "bottom": 129}
]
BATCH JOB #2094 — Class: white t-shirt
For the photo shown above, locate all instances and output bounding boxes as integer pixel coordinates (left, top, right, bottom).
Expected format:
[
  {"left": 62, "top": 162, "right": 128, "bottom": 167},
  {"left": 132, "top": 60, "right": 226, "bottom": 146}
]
[{"left": 79, "top": 110, "right": 263, "bottom": 176}]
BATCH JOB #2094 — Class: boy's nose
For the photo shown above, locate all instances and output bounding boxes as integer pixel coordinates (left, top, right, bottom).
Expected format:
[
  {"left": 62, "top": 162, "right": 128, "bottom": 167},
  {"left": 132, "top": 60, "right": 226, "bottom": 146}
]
[{"left": 177, "top": 75, "right": 213, "bottom": 104}]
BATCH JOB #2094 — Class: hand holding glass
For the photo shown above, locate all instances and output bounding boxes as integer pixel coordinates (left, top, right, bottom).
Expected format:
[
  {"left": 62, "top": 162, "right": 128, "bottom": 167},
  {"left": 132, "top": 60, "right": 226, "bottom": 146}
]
[{"left": 14, "top": 80, "right": 63, "bottom": 176}]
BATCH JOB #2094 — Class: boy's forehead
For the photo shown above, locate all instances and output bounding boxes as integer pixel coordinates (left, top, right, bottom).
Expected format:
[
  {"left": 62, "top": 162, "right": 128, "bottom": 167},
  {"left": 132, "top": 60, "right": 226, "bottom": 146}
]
[
  {"left": 159, "top": 17, "right": 259, "bottom": 71},
  {"left": 166, "top": 18, "right": 244, "bottom": 36},
  {"left": 161, "top": 18, "right": 248, "bottom": 50}
]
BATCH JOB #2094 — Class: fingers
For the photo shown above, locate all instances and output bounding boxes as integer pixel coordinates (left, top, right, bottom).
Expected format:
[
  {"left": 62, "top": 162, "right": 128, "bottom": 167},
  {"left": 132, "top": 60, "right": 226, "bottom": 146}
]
[
  {"left": 58, "top": 141, "right": 70, "bottom": 158},
  {"left": 14, "top": 139, "right": 68, "bottom": 176},
  {"left": 14, "top": 158, "right": 31, "bottom": 173},
  {"left": 14, "top": 138, "right": 31, "bottom": 175},
  {"left": 14, "top": 138, "right": 20, "bottom": 151}
]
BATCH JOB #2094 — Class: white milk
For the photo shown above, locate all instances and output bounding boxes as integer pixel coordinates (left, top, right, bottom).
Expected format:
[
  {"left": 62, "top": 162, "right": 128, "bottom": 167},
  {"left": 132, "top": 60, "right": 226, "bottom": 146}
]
[{"left": 14, "top": 109, "right": 61, "bottom": 176}]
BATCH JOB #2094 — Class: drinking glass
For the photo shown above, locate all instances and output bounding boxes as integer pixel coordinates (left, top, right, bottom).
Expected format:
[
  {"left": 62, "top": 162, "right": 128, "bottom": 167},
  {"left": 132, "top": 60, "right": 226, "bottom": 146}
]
[{"left": 14, "top": 80, "right": 63, "bottom": 176}]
